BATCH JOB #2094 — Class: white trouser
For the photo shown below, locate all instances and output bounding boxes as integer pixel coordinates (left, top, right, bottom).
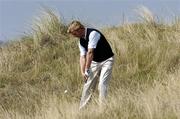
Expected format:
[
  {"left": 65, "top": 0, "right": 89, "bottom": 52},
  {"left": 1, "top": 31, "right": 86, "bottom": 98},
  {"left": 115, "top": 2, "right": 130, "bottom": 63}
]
[{"left": 79, "top": 56, "right": 114, "bottom": 109}]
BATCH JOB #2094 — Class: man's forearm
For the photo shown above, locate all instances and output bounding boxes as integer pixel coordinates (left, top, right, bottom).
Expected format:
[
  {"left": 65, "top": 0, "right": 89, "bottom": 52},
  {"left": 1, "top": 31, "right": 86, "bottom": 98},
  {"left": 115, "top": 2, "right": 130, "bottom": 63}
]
[
  {"left": 85, "top": 49, "right": 94, "bottom": 70},
  {"left": 80, "top": 56, "right": 86, "bottom": 75}
]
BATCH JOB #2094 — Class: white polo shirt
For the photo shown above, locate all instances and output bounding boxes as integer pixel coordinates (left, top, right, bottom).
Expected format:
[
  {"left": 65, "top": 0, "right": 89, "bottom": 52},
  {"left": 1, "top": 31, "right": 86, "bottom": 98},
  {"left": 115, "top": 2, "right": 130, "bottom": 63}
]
[{"left": 79, "top": 29, "right": 101, "bottom": 56}]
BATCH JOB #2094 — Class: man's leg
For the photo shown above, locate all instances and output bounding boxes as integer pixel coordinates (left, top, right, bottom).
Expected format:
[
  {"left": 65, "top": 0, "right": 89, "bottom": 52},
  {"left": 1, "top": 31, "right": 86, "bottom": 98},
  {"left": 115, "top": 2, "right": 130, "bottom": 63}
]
[
  {"left": 79, "top": 62, "right": 100, "bottom": 109},
  {"left": 98, "top": 57, "right": 114, "bottom": 106}
]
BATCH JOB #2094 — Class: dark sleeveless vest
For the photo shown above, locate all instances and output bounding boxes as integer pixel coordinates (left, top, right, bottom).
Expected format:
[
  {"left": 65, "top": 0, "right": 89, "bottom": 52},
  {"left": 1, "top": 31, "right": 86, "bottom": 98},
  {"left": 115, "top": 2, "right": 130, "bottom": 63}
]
[{"left": 80, "top": 28, "right": 114, "bottom": 62}]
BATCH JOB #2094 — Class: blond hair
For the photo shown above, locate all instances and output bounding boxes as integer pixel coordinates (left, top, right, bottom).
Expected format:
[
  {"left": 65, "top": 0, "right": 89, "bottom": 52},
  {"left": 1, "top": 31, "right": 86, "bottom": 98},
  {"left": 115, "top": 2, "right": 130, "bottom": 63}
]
[{"left": 67, "top": 20, "right": 84, "bottom": 33}]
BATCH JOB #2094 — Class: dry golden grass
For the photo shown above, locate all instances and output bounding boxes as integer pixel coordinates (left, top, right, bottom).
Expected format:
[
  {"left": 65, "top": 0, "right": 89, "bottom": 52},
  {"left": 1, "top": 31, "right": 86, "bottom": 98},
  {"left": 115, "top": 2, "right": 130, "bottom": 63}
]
[{"left": 0, "top": 7, "right": 179, "bottom": 119}]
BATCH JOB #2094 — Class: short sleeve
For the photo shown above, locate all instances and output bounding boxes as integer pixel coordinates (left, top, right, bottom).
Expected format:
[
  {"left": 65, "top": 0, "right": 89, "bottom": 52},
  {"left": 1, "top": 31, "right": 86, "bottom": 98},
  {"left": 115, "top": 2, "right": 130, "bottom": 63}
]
[
  {"left": 79, "top": 42, "right": 87, "bottom": 56},
  {"left": 88, "top": 31, "right": 100, "bottom": 49}
]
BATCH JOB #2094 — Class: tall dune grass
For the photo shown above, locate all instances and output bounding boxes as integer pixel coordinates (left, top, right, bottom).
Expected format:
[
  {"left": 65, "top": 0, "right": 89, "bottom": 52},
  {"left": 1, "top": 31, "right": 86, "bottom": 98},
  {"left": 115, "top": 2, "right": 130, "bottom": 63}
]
[{"left": 0, "top": 7, "right": 179, "bottom": 119}]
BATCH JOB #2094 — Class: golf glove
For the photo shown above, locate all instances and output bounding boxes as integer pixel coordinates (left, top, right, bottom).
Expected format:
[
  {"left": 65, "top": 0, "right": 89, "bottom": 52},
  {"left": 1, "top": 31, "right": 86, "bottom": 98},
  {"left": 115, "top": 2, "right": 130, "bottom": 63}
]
[{"left": 85, "top": 68, "right": 91, "bottom": 77}]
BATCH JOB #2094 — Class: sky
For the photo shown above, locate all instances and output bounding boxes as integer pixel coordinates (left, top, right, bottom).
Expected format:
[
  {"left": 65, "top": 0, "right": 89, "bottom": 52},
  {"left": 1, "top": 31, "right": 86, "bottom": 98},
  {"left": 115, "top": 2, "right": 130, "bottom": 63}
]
[{"left": 0, "top": 0, "right": 180, "bottom": 41}]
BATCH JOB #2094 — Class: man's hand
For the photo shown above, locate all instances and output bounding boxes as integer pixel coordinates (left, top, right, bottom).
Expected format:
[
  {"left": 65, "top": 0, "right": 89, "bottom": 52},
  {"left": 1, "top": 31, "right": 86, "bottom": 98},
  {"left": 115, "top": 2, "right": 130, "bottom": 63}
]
[
  {"left": 82, "top": 69, "right": 91, "bottom": 83},
  {"left": 82, "top": 73, "right": 88, "bottom": 83}
]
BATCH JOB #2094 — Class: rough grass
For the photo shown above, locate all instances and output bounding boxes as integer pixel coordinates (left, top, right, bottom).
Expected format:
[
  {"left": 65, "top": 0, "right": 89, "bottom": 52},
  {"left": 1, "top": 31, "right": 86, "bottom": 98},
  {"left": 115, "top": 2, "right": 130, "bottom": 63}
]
[{"left": 0, "top": 7, "right": 179, "bottom": 119}]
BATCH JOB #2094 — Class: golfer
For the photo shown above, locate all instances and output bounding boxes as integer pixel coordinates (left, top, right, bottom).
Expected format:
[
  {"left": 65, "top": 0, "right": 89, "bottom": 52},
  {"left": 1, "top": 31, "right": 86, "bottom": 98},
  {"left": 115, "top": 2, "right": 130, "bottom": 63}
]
[{"left": 67, "top": 20, "right": 114, "bottom": 109}]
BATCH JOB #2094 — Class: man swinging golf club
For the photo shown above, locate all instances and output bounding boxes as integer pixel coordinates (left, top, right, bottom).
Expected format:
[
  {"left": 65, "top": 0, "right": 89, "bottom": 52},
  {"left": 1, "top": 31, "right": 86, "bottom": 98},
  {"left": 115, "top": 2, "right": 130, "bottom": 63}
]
[{"left": 67, "top": 20, "right": 114, "bottom": 109}]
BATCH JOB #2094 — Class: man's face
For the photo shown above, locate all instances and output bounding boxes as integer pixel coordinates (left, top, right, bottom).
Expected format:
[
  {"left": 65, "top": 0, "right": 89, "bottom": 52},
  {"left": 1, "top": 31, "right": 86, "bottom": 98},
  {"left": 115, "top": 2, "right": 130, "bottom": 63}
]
[{"left": 70, "top": 28, "right": 84, "bottom": 38}]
